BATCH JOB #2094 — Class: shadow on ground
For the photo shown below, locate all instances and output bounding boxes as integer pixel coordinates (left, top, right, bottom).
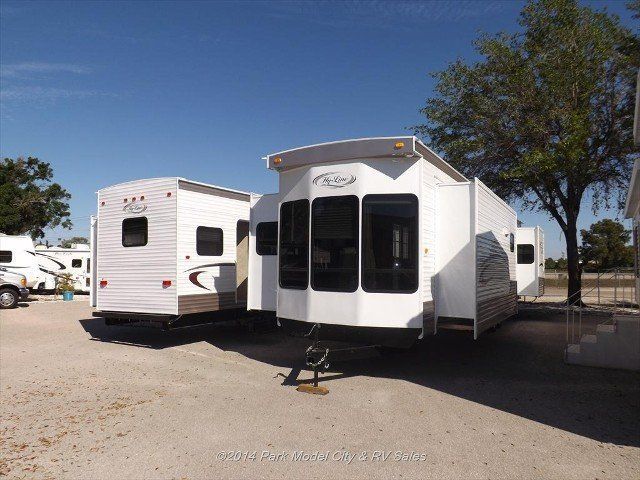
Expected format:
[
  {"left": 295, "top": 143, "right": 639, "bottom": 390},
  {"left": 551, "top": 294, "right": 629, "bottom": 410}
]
[{"left": 79, "top": 307, "right": 640, "bottom": 448}]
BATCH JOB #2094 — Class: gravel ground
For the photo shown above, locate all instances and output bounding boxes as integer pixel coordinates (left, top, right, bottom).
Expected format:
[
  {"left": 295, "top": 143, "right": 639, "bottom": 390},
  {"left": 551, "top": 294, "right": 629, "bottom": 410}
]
[{"left": 0, "top": 300, "right": 638, "bottom": 480}]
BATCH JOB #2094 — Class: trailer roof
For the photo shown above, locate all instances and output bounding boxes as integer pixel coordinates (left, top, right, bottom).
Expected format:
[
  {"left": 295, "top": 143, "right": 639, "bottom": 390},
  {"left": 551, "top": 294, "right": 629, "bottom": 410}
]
[
  {"left": 97, "top": 177, "right": 251, "bottom": 197},
  {"left": 264, "top": 136, "right": 467, "bottom": 182}
]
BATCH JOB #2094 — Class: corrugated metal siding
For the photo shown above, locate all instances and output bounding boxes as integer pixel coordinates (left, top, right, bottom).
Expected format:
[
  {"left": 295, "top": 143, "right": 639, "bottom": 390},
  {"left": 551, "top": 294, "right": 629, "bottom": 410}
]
[
  {"left": 96, "top": 178, "right": 178, "bottom": 314},
  {"left": 475, "top": 180, "right": 517, "bottom": 336},
  {"left": 176, "top": 187, "right": 250, "bottom": 314}
]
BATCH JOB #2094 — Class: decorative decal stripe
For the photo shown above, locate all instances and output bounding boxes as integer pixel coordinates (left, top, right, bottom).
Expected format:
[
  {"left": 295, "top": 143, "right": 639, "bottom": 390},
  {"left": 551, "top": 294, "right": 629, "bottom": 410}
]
[
  {"left": 188, "top": 271, "right": 211, "bottom": 291},
  {"left": 184, "top": 262, "right": 235, "bottom": 273},
  {"left": 184, "top": 262, "right": 235, "bottom": 290},
  {"left": 36, "top": 253, "right": 67, "bottom": 270},
  {"left": 38, "top": 267, "right": 67, "bottom": 279}
]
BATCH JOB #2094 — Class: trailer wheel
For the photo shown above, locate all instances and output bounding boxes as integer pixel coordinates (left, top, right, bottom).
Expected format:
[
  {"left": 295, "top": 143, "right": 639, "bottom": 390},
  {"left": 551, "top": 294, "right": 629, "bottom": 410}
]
[{"left": 0, "top": 288, "right": 19, "bottom": 309}]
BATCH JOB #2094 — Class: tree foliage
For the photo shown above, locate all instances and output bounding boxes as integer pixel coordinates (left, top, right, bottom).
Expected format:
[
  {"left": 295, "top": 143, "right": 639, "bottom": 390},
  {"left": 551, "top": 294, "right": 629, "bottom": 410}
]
[
  {"left": 414, "top": 0, "right": 638, "bottom": 302},
  {"left": 59, "top": 236, "right": 88, "bottom": 248},
  {"left": 580, "top": 219, "right": 634, "bottom": 269},
  {"left": 0, "top": 157, "right": 72, "bottom": 239}
]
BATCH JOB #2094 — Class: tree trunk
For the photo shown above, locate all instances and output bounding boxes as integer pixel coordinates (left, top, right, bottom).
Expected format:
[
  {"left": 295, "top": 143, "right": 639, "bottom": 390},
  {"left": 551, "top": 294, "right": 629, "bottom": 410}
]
[{"left": 565, "top": 219, "right": 582, "bottom": 305}]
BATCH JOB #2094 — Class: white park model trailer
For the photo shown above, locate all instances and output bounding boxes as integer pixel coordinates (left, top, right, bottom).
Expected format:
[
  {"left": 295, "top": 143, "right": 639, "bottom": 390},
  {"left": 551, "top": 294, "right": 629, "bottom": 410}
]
[
  {"left": 91, "top": 177, "right": 251, "bottom": 328},
  {"left": 35, "top": 243, "right": 91, "bottom": 292},
  {"left": 249, "top": 137, "right": 520, "bottom": 346}
]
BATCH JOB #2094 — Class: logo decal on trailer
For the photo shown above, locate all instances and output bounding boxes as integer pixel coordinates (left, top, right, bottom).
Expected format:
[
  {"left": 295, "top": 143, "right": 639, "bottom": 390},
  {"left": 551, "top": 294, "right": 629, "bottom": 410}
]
[
  {"left": 185, "top": 263, "right": 235, "bottom": 291},
  {"left": 123, "top": 201, "right": 147, "bottom": 214},
  {"left": 313, "top": 172, "right": 356, "bottom": 188}
]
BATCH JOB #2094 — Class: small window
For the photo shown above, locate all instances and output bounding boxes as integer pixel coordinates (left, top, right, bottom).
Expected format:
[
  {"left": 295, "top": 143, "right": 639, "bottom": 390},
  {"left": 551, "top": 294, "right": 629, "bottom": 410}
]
[
  {"left": 509, "top": 233, "right": 515, "bottom": 252},
  {"left": 0, "top": 250, "right": 12, "bottom": 263},
  {"left": 87, "top": 259, "right": 90, "bottom": 273},
  {"left": 256, "top": 222, "right": 278, "bottom": 256},
  {"left": 311, "top": 195, "right": 359, "bottom": 292},
  {"left": 517, "top": 244, "right": 535, "bottom": 264},
  {"left": 362, "top": 194, "right": 418, "bottom": 293},
  {"left": 279, "top": 199, "right": 309, "bottom": 289},
  {"left": 72, "top": 259, "right": 82, "bottom": 268},
  {"left": 197, "top": 227, "right": 223, "bottom": 256},
  {"left": 122, "top": 217, "right": 148, "bottom": 247}
]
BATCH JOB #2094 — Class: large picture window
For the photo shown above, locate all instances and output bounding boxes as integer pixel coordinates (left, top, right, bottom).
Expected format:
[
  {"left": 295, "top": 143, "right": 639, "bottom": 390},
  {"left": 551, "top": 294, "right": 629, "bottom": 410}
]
[
  {"left": 517, "top": 244, "right": 535, "bottom": 264},
  {"left": 311, "top": 195, "right": 359, "bottom": 292},
  {"left": 362, "top": 194, "right": 418, "bottom": 293},
  {"left": 256, "top": 222, "right": 278, "bottom": 256},
  {"left": 197, "top": 226, "right": 223, "bottom": 256},
  {"left": 122, "top": 217, "right": 148, "bottom": 247},
  {"left": 279, "top": 199, "right": 309, "bottom": 289}
]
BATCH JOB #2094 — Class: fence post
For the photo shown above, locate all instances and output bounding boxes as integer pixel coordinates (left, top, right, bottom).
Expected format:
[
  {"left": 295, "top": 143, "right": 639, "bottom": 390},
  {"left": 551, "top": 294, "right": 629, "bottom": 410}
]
[
  {"left": 614, "top": 269, "right": 618, "bottom": 306},
  {"left": 597, "top": 272, "right": 600, "bottom": 305}
]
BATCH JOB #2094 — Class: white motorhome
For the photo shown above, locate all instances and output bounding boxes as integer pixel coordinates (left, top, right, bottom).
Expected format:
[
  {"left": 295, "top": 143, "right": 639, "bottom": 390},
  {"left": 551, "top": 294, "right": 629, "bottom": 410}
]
[
  {"left": 91, "top": 177, "right": 251, "bottom": 328},
  {"left": 515, "top": 226, "right": 545, "bottom": 297},
  {"left": 250, "top": 137, "right": 519, "bottom": 346},
  {"left": 35, "top": 243, "right": 91, "bottom": 292},
  {"left": 0, "top": 234, "right": 42, "bottom": 288}
]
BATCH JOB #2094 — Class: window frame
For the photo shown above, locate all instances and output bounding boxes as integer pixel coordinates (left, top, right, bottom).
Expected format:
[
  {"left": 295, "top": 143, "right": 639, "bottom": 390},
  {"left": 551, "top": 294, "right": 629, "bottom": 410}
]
[
  {"left": 122, "top": 217, "right": 148, "bottom": 247},
  {"left": 196, "top": 226, "right": 224, "bottom": 256},
  {"left": 509, "top": 233, "right": 515, "bottom": 252},
  {"left": 361, "top": 193, "right": 419, "bottom": 294},
  {"left": 0, "top": 250, "right": 12, "bottom": 263},
  {"left": 517, "top": 243, "right": 535, "bottom": 265},
  {"left": 256, "top": 221, "right": 278, "bottom": 256},
  {"left": 310, "top": 195, "right": 359, "bottom": 293},
  {"left": 278, "top": 199, "right": 310, "bottom": 290}
]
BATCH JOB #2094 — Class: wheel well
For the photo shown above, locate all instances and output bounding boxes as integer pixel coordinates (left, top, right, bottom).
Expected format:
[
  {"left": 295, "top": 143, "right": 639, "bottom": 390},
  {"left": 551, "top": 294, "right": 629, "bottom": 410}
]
[{"left": 0, "top": 284, "right": 20, "bottom": 294}]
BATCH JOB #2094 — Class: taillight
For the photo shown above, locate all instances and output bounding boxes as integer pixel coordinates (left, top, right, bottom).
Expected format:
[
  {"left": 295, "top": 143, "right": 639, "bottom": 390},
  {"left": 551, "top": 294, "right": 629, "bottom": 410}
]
[
  {"left": 100, "top": 280, "right": 108, "bottom": 288},
  {"left": 162, "top": 280, "right": 172, "bottom": 288}
]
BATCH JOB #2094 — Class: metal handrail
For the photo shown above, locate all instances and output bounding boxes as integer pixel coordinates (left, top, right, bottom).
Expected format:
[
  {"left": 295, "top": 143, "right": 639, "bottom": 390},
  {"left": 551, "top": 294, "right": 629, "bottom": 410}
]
[{"left": 564, "top": 268, "right": 635, "bottom": 345}]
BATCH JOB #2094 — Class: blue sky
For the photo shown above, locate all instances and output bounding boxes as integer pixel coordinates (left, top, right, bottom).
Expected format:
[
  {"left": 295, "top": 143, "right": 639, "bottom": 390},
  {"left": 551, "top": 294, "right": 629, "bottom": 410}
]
[{"left": 0, "top": 0, "right": 636, "bottom": 256}]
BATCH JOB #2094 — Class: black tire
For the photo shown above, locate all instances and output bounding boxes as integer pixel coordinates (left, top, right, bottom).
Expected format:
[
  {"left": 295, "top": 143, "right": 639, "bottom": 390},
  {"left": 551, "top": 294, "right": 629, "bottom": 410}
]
[{"left": 0, "top": 288, "right": 19, "bottom": 309}]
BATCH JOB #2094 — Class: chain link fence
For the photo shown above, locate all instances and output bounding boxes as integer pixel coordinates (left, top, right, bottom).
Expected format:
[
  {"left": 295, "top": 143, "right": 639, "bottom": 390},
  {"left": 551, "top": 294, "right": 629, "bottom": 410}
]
[{"left": 543, "top": 268, "right": 637, "bottom": 307}]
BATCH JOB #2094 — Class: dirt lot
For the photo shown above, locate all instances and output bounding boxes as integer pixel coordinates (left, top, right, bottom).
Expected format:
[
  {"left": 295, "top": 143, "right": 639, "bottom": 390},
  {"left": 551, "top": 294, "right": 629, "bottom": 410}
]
[{"left": 1, "top": 300, "right": 638, "bottom": 479}]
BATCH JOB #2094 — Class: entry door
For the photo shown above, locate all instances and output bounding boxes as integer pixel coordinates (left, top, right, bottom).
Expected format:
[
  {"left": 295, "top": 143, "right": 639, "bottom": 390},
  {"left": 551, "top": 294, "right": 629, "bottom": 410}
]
[{"left": 236, "top": 220, "right": 249, "bottom": 304}]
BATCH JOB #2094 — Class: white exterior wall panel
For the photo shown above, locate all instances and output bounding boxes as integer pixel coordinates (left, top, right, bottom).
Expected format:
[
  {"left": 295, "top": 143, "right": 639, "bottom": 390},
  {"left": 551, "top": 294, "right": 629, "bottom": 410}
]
[
  {"left": 96, "top": 178, "right": 178, "bottom": 314},
  {"left": 176, "top": 186, "right": 250, "bottom": 313},
  {"left": 434, "top": 183, "right": 475, "bottom": 320},
  {"left": 421, "top": 160, "right": 455, "bottom": 333}
]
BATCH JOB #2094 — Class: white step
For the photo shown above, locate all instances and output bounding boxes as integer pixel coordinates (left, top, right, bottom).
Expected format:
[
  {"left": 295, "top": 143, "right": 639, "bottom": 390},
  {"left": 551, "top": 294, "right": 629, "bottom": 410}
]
[
  {"left": 565, "top": 316, "right": 640, "bottom": 371},
  {"left": 596, "top": 323, "right": 615, "bottom": 334}
]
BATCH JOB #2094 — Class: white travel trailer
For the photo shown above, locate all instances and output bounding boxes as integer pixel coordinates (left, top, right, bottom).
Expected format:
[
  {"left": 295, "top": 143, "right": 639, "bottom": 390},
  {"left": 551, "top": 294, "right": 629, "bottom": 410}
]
[
  {"left": 252, "top": 137, "right": 518, "bottom": 346},
  {"left": 515, "top": 226, "right": 545, "bottom": 297},
  {"left": 0, "top": 234, "right": 42, "bottom": 288},
  {"left": 91, "top": 177, "right": 251, "bottom": 328},
  {"left": 35, "top": 243, "right": 91, "bottom": 292}
]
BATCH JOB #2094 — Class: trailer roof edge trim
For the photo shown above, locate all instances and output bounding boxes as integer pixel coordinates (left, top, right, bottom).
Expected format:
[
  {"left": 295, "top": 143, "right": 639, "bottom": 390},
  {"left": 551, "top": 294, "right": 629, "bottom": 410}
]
[
  {"left": 265, "top": 136, "right": 467, "bottom": 182},
  {"left": 96, "top": 177, "right": 251, "bottom": 197}
]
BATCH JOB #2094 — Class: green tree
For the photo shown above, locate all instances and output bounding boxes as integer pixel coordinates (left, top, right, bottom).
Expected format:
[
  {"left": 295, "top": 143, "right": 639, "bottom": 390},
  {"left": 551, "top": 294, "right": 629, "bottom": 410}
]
[
  {"left": 0, "top": 157, "right": 72, "bottom": 239},
  {"left": 556, "top": 257, "right": 568, "bottom": 270},
  {"left": 414, "top": 0, "right": 638, "bottom": 303},
  {"left": 59, "top": 236, "right": 88, "bottom": 248},
  {"left": 545, "top": 257, "right": 557, "bottom": 269},
  {"left": 580, "top": 219, "right": 634, "bottom": 269}
]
